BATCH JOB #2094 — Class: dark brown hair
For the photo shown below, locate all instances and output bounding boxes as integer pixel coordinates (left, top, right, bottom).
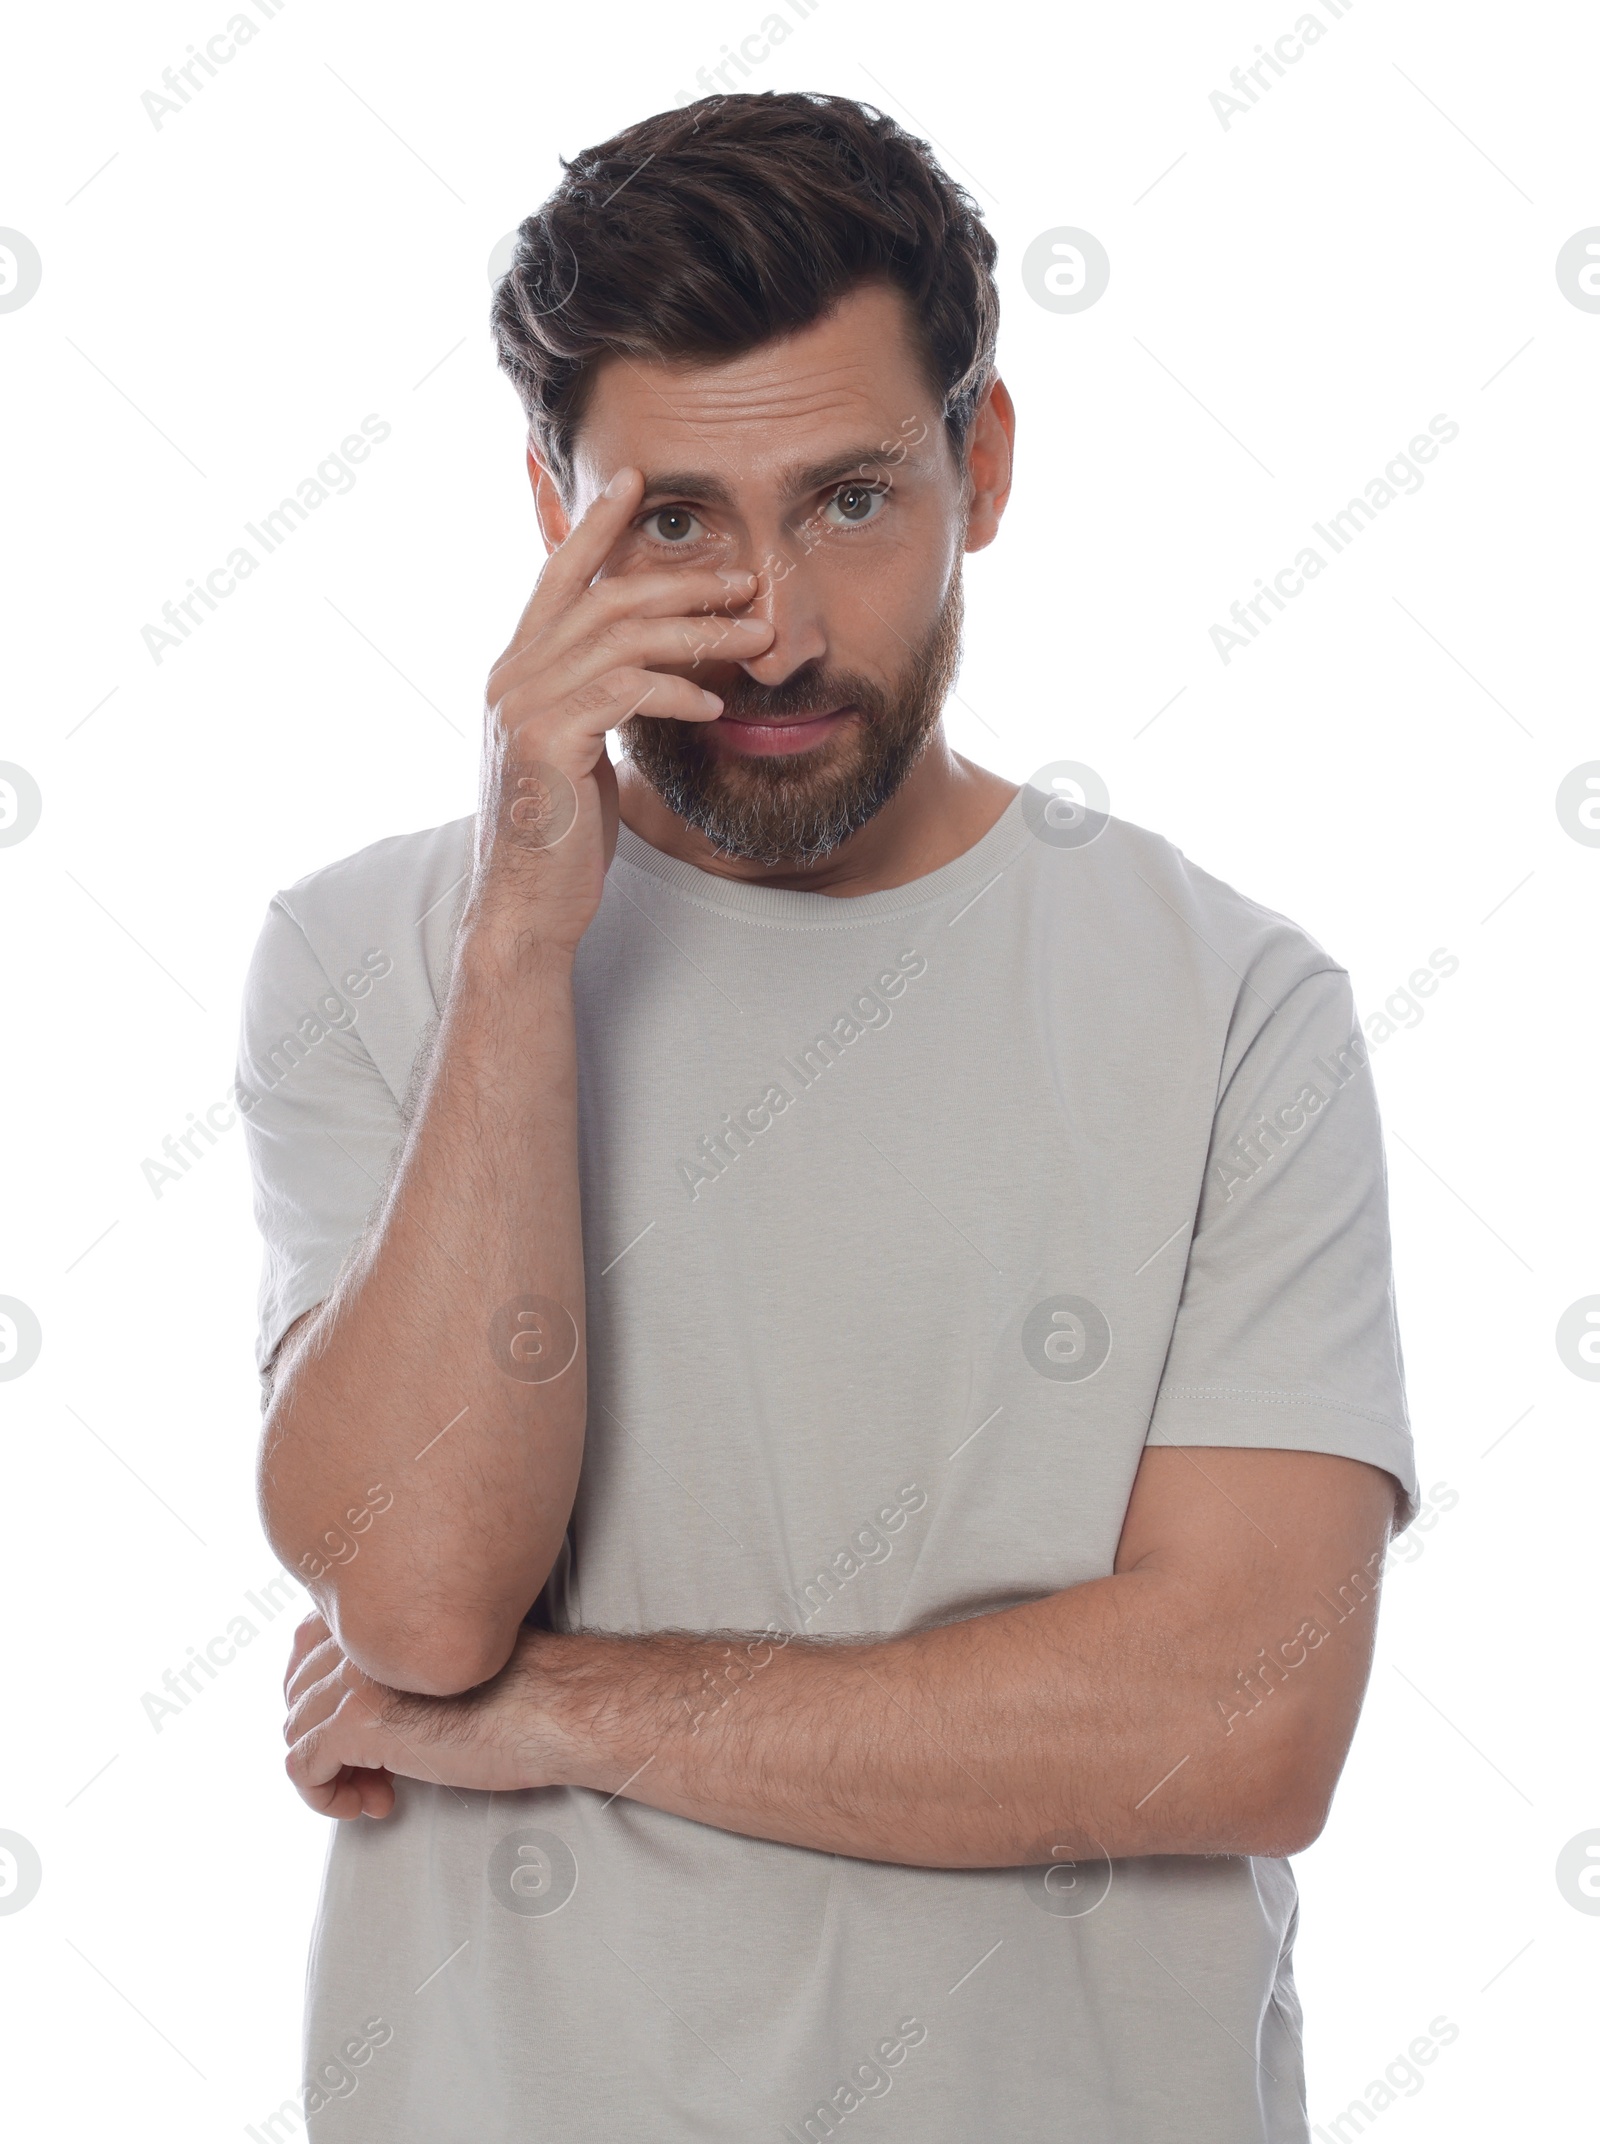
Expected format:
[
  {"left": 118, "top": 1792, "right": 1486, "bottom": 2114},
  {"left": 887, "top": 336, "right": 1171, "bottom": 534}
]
[{"left": 490, "top": 91, "right": 999, "bottom": 496}]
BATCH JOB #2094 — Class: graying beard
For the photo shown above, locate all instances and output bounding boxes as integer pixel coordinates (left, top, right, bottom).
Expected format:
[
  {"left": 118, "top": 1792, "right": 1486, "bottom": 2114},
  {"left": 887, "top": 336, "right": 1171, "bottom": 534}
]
[{"left": 647, "top": 735, "right": 932, "bottom": 869}]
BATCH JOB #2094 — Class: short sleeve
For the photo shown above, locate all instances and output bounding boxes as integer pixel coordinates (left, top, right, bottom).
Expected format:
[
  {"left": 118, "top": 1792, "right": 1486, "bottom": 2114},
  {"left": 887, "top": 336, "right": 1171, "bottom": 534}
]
[
  {"left": 235, "top": 895, "right": 410, "bottom": 1403},
  {"left": 1147, "top": 965, "right": 1419, "bottom": 1530}
]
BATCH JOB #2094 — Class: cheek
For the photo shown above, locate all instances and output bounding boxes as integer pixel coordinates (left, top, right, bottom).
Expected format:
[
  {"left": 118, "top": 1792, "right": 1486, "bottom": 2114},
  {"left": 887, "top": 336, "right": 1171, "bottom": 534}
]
[{"left": 812, "top": 523, "right": 952, "bottom": 648}]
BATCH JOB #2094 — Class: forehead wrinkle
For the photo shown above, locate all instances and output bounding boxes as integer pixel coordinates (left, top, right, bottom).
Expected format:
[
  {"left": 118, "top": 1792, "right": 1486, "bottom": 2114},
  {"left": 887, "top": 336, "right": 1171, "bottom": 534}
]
[
  {"left": 609, "top": 388, "right": 935, "bottom": 508},
  {"left": 603, "top": 349, "right": 746, "bottom": 490},
  {"left": 580, "top": 332, "right": 946, "bottom": 508},
  {"left": 599, "top": 337, "right": 919, "bottom": 429},
  {"left": 644, "top": 369, "right": 893, "bottom": 425},
  {"left": 586, "top": 355, "right": 899, "bottom": 498}
]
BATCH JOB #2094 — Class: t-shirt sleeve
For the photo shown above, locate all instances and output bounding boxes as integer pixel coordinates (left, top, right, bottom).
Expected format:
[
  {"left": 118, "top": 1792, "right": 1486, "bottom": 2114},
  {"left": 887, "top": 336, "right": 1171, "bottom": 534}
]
[
  {"left": 236, "top": 894, "right": 410, "bottom": 1404},
  {"left": 1146, "top": 963, "right": 1419, "bottom": 1530}
]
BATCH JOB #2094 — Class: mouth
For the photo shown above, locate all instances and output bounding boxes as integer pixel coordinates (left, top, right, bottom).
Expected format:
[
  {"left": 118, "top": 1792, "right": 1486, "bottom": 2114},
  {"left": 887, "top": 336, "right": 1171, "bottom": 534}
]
[{"left": 711, "top": 704, "right": 857, "bottom": 757}]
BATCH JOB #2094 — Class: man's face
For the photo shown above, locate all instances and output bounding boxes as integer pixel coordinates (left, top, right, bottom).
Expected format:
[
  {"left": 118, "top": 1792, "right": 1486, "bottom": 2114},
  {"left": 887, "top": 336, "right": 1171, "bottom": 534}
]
[{"left": 561, "top": 283, "right": 983, "bottom": 868}]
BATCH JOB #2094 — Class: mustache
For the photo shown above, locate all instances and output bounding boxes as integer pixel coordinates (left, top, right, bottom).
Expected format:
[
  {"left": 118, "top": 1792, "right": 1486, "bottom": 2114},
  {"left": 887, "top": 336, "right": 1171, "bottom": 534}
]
[{"left": 706, "top": 662, "right": 881, "bottom": 724}]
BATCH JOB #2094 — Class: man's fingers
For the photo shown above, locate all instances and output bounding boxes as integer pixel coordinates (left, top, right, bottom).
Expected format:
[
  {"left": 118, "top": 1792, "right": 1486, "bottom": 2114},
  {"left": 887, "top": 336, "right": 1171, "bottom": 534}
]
[
  {"left": 280, "top": 1618, "right": 400, "bottom": 1820},
  {"left": 496, "top": 561, "right": 764, "bottom": 684},
  {"left": 287, "top": 1757, "right": 391, "bottom": 1821},
  {"left": 505, "top": 465, "right": 643, "bottom": 651},
  {"left": 489, "top": 616, "right": 775, "bottom": 760},
  {"left": 492, "top": 609, "right": 773, "bottom": 697},
  {"left": 351, "top": 1766, "right": 397, "bottom": 1819},
  {"left": 508, "top": 667, "right": 726, "bottom": 752},
  {"left": 282, "top": 1610, "right": 331, "bottom": 1698},
  {"left": 284, "top": 1633, "right": 348, "bottom": 1711},
  {"left": 286, "top": 1758, "right": 353, "bottom": 1818},
  {"left": 287, "top": 1691, "right": 385, "bottom": 1787},
  {"left": 604, "top": 610, "right": 772, "bottom": 668},
  {"left": 581, "top": 564, "right": 761, "bottom": 627},
  {"left": 283, "top": 1657, "right": 354, "bottom": 1745},
  {"left": 505, "top": 474, "right": 765, "bottom": 658}
]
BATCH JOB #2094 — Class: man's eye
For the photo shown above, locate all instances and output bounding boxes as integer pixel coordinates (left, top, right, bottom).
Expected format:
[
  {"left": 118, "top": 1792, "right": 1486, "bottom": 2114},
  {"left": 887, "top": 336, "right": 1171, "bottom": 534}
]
[
  {"left": 641, "top": 506, "right": 707, "bottom": 544},
  {"left": 822, "top": 483, "right": 886, "bottom": 528}
]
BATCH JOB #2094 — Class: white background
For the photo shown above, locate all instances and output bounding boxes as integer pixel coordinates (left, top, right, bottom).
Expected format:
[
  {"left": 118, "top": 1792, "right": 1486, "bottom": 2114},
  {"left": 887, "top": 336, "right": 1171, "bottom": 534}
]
[{"left": 1, "top": 0, "right": 1595, "bottom": 2136}]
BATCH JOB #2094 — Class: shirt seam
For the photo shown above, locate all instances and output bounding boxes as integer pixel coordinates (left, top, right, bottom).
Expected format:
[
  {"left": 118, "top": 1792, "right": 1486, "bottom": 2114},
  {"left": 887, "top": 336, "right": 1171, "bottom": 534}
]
[
  {"left": 608, "top": 820, "right": 1036, "bottom": 933},
  {"left": 249, "top": 893, "right": 400, "bottom": 1101},
  {"left": 1211, "top": 965, "right": 1355, "bottom": 1118},
  {"left": 1154, "top": 1384, "right": 1410, "bottom": 1434}
]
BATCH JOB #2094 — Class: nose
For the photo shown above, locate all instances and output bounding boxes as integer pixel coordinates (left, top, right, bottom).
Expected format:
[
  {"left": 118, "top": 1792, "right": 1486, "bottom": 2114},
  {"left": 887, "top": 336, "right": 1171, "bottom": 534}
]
[{"left": 728, "top": 549, "right": 828, "bottom": 685}]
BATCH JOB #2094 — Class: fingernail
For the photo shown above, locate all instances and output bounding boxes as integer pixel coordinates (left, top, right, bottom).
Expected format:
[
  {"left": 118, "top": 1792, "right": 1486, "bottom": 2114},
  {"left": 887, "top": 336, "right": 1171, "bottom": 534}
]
[{"left": 605, "top": 467, "right": 635, "bottom": 499}]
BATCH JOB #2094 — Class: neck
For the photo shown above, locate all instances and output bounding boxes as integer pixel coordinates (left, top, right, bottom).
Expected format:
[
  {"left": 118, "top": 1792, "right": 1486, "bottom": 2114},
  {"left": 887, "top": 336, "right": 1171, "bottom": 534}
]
[{"left": 616, "top": 730, "right": 1019, "bottom": 898}]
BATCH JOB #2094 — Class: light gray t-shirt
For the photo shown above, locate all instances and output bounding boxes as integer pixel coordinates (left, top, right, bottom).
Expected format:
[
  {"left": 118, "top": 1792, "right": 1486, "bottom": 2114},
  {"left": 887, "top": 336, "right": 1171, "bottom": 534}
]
[{"left": 237, "top": 792, "right": 1417, "bottom": 2144}]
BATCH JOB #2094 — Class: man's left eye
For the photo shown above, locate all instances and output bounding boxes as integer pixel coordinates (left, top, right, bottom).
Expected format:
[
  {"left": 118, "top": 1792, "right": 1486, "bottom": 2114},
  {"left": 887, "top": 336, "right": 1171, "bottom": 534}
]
[{"left": 823, "top": 484, "right": 886, "bottom": 527}]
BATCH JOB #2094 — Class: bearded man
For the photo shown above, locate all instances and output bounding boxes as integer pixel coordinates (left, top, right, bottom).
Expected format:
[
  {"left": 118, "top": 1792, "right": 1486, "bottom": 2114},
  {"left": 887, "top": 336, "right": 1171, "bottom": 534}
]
[{"left": 240, "top": 88, "right": 1417, "bottom": 2144}]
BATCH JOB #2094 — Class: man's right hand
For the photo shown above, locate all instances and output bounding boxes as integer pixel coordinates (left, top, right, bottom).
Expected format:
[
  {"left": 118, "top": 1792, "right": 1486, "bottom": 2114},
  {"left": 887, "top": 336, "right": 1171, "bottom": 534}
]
[{"left": 468, "top": 464, "right": 773, "bottom": 953}]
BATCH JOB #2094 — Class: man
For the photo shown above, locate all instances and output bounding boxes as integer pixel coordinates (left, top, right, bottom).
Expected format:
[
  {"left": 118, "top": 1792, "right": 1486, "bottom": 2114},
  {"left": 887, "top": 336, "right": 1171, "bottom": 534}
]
[{"left": 242, "top": 90, "right": 1417, "bottom": 2144}]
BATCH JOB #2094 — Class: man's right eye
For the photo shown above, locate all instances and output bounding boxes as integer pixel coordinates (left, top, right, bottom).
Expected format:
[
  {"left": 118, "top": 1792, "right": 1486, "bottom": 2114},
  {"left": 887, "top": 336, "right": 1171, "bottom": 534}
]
[{"left": 641, "top": 506, "right": 707, "bottom": 545}]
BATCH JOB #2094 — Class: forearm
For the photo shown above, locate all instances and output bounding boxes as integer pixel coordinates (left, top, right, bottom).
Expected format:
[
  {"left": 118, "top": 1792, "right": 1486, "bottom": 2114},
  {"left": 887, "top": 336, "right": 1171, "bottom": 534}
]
[
  {"left": 518, "top": 1576, "right": 1345, "bottom": 1864},
  {"left": 283, "top": 1451, "right": 1391, "bottom": 1849},
  {"left": 260, "top": 919, "right": 588, "bottom": 1694}
]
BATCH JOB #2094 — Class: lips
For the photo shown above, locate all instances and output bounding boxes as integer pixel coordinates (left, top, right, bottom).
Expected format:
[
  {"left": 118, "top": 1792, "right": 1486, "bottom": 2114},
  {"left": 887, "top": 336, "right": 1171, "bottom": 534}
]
[
  {"left": 718, "top": 703, "right": 852, "bottom": 728},
  {"left": 710, "top": 703, "right": 855, "bottom": 757}
]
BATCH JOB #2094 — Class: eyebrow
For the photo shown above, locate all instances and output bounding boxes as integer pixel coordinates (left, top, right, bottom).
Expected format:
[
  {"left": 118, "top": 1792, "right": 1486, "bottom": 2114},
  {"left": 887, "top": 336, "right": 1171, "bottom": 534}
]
[{"left": 636, "top": 443, "right": 920, "bottom": 508}]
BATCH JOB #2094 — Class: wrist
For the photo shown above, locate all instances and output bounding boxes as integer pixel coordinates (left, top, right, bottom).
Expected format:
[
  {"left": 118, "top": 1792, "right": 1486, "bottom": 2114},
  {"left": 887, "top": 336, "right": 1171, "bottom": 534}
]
[
  {"left": 497, "top": 1629, "right": 614, "bottom": 1794},
  {"left": 453, "top": 905, "right": 579, "bottom": 993}
]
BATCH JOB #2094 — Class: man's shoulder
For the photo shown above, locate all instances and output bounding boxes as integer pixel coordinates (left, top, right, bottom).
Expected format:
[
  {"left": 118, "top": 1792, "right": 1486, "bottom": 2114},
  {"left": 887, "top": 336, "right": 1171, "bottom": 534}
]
[
  {"left": 241, "top": 816, "right": 476, "bottom": 1098},
  {"left": 1051, "top": 808, "right": 1347, "bottom": 1017},
  {"left": 271, "top": 813, "right": 477, "bottom": 960}
]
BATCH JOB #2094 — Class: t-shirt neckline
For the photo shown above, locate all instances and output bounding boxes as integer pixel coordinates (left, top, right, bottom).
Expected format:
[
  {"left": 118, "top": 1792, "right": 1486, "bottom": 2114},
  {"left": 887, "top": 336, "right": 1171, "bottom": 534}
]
[{"left": 611, "top": 787, "right": 1033, "bottom": 931}]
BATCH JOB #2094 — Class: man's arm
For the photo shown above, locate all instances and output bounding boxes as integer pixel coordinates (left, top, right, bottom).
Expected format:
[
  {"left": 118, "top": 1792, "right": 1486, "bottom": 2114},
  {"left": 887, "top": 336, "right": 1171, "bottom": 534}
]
[
  {"left": 257, "top": 924, "right": 586, "bottom": 1698},
  {"left": 255, "top": 470, "right": 773, "bottom": 1696},
  {"left": 283, "top": 1445, "right": 1399, "bottom": 1859}
]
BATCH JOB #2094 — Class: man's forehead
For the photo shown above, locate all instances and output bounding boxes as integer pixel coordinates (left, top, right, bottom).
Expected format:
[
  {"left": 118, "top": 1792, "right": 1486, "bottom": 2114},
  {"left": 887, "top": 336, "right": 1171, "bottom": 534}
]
[{"left": 572, "top": 283, "right": 942, "bottom": 492}]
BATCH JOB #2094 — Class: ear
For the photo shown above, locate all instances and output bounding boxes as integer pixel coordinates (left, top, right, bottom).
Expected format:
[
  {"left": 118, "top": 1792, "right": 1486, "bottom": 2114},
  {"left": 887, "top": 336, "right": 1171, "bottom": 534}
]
[
  {"left": 527, "top": 446, "right": 572, "bottom": 555},
  {"left": 962, "top": 376, "right": 1015, "bottom": 555}
]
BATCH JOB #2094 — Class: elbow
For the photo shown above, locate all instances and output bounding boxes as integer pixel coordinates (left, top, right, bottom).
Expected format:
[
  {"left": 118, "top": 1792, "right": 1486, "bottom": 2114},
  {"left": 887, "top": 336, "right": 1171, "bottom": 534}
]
[
  {"left": 336, "top": 1609, "right": 521, "bottom": 1697},
  {"left": 1240, "top": 1802, "right": 1329, "bottom": 1859},
  {"left": 1240, "top": 1763, "right": 1337, "bottom": 1859}
]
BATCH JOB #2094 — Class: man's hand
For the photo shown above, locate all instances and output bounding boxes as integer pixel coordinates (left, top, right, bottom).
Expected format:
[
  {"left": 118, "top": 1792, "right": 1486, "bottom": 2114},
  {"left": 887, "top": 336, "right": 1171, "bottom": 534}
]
[
  {"left": 468, "top": 465, "right": 774, "bottom": 955},
  {"left": 281, "top": 1612, "right": 567, "bottom": 1819}
]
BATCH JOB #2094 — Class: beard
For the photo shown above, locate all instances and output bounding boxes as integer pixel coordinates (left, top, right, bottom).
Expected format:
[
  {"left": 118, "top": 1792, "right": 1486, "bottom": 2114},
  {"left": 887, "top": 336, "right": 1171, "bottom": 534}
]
[{"left": 619, "top": 568, "right": 965, "bottom": 871}]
